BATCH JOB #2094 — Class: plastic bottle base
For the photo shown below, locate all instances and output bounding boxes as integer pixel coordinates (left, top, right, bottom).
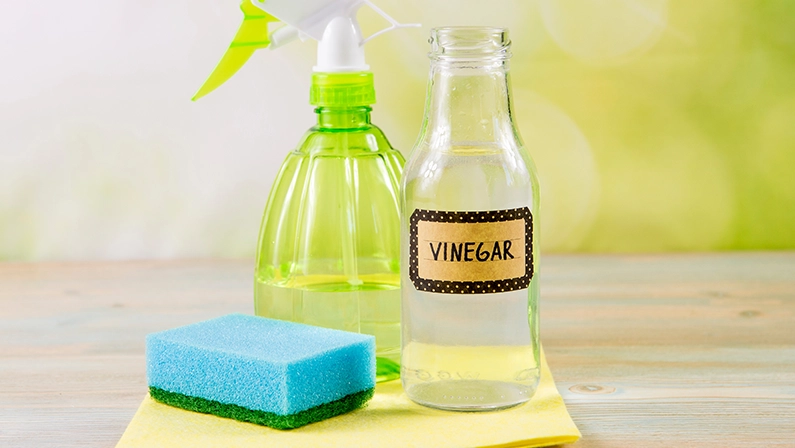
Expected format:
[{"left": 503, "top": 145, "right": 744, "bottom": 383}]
[{"left": 376, "top": 357, "right": 401, "bottom": 383}]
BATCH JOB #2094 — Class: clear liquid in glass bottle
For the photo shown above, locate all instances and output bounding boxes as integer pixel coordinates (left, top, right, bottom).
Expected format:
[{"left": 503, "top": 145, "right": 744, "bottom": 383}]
[{"left": 400, "top": 27, "right": 541, "bottom": 411}]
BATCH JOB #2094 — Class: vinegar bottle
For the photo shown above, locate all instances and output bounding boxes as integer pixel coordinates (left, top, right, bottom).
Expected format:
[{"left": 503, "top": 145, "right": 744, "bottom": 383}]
[{"left": 400, "top": 27, "right": 541, "bottom": 410}]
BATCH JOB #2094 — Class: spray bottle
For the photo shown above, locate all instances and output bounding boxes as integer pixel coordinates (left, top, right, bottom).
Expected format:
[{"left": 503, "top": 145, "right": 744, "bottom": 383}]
[{"left": 194, "top": 0, "right": 417, "bottom": 382}]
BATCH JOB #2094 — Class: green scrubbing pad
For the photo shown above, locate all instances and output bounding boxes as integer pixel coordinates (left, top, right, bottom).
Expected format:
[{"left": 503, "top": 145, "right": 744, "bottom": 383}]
[{"left": 149, "top": 386, "right": 375, "bottom": 430}]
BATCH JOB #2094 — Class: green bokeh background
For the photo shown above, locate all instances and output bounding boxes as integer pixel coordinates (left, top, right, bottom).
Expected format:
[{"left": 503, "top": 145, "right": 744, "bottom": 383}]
[
  {"left": 367, "top": 0, "right": 795, "bottom": 252},
  {"left": 1, "top": 0, "right": 793, "bottom": 260}
]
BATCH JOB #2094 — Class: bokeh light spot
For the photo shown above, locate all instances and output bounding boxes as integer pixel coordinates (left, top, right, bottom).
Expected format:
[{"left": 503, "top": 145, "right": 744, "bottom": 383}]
[{"left": 539, "top": 0, "right": 668, "bottom": 63}]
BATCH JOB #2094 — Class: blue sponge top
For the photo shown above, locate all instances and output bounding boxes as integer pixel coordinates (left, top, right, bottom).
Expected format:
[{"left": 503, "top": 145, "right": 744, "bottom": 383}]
[{"left": 146, "top": 314, "right": 375, "bottom": 415}]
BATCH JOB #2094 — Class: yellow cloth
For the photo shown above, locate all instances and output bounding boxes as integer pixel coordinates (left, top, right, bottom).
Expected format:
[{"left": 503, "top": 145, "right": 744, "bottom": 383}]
[{"left": 117, "top": 351, "right": 580, "bottom": 448}]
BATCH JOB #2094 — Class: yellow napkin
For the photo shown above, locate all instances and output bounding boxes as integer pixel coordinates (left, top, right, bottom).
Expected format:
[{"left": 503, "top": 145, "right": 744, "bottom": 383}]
[{"left": 117, "top": 351, "right": 580, "bottom": 448}]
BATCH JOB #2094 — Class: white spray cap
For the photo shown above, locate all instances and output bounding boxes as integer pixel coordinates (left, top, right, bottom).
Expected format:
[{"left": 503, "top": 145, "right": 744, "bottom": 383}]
[
  {"left": 250, "top": 0, "right": 418, "bottom": 72},
  {"left": 315, "top": 16, "right": 367, "bottom": 72}
]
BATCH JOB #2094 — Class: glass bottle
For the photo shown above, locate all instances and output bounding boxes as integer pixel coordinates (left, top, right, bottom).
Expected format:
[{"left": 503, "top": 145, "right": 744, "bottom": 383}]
[
  {"left": 400, "top": 27, "right": 541, "bottom": 410},
  {"left": 255, "top": 73, "right": 403, "bottom": 382}
]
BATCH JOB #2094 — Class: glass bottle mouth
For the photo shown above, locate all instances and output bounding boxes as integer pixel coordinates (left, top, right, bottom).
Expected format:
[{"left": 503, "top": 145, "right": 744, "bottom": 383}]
[{"left": 429, "top": 27, "right": 511, "bottom": 62}]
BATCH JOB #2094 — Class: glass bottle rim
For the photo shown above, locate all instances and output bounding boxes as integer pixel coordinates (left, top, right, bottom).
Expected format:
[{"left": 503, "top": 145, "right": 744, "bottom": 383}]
[{"left": 429, "top": 26, "right": 512, "bottom": 62}]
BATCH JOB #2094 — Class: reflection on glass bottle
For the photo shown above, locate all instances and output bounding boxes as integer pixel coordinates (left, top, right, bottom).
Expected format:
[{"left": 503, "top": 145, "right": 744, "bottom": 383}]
[{"left": 401, "top": 27, "right": 541, "bottom": 410}]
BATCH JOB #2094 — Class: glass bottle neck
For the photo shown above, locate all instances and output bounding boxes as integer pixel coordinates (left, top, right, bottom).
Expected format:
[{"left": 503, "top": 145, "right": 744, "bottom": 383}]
[
  {"left": 422, "top": 61, "right": 516, "bottom": 147},
  {"left": 315, "top": 107, "right": 372, "bottom": 130}
]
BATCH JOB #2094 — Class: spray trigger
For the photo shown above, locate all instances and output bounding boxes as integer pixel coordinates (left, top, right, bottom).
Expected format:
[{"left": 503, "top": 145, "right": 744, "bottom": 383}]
[{"left": 192, "top": 0, "right": 278, "bottom": 101}]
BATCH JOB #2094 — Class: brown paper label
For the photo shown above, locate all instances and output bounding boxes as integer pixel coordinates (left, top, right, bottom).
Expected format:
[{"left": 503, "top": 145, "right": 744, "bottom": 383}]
[{"left": 409, "top": 207, "right": 534, "bottom": 294}]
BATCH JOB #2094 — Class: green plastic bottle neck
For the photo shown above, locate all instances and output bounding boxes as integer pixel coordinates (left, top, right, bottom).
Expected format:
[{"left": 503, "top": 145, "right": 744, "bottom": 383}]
[{"left": 315, "top": 107, "right": 372, "bottom": 130}]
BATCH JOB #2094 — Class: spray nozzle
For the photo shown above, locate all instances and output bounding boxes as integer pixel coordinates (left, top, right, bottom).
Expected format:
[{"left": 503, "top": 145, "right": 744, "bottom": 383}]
[
  {"left": 193, "top": 0, "right": 418, "bottom": 100},
  {"left": 360, "top": 1, "right": 421, "bottom": 45},
  {"left": 265, "top": 0, "right": 420, "bottom": 50}
]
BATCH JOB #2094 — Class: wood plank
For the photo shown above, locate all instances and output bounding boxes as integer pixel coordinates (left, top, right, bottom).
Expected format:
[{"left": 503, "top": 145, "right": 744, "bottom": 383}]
[
  {"left": 542, "top": 253, "right": 795, "bottom": 447},
  {"left": 1, "top": 254, "right": 794, "bottom": 446}
]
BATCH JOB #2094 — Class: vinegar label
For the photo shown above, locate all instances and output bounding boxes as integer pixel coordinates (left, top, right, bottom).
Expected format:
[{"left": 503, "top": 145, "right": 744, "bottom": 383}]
[{"left": 409, "top": 207, "right": 533, "bottom": 294}]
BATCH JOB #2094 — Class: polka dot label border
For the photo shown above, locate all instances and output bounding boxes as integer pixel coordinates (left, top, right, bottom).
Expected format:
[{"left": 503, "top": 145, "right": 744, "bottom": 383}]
[{"left": 409, "top": 207, "right": 534, "bottom": 294}]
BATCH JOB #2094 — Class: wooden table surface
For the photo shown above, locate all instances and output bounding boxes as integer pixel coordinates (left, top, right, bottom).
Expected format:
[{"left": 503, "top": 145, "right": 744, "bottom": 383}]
[{"left": 1, "top": 253, "right": 794, "bottom": 447}]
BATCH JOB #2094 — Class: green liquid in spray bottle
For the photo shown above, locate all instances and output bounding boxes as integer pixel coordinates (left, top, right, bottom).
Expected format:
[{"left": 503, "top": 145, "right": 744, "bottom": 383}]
[
  {"left": 254, "top": 91, "right": 404, "bottom": 382},
  {"left": 193, "top": 0, "right": 417, "bottom": 382}
]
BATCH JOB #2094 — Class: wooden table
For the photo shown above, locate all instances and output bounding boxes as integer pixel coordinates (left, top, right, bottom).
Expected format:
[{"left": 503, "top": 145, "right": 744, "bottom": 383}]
[{"left": 1, "top": 253, "right": 794, "bottom": 447}]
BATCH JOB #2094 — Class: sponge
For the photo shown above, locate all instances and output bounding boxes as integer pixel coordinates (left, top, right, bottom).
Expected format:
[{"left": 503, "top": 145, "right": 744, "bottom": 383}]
[{"left": 146, "top": 314, "right": 375, "bottom": 429}]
